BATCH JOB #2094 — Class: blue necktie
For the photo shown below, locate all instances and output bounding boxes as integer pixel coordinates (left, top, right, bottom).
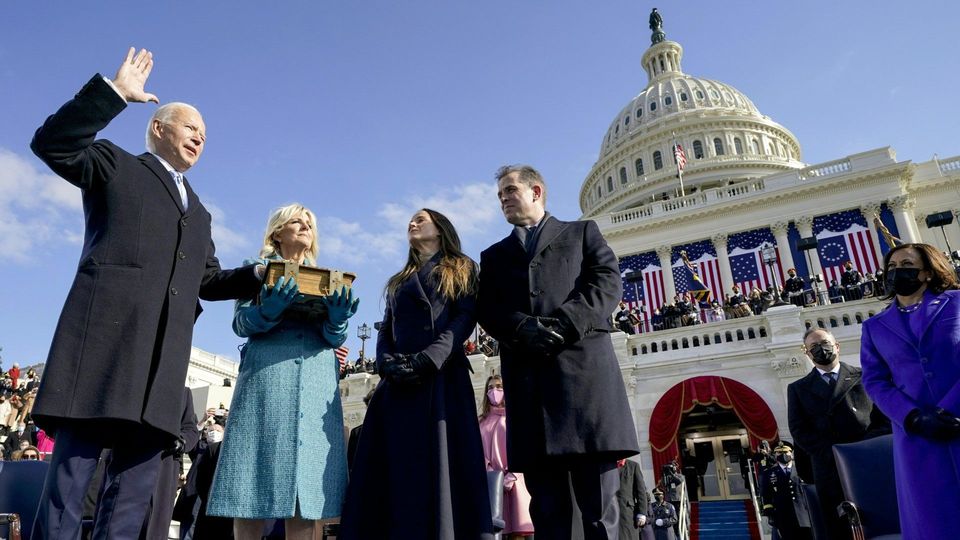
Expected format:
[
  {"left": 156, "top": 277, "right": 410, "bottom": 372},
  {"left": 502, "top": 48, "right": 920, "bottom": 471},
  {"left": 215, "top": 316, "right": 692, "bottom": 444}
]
[{"left": 171, "top": 171, "right": 188, "bottom": 210}]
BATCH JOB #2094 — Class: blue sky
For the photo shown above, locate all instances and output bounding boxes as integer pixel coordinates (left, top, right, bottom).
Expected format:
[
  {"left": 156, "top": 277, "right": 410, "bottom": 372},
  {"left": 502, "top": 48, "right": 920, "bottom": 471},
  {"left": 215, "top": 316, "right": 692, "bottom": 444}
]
[{"left": 2, "top": 1, "right": 958, "bottom": 368}]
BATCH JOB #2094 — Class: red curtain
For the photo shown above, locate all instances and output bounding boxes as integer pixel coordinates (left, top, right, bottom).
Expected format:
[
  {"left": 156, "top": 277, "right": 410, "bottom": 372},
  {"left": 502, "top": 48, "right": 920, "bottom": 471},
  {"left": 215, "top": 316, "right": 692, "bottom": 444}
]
[{"left": 649, "top": 376, "right": 779, "bottom": 483}]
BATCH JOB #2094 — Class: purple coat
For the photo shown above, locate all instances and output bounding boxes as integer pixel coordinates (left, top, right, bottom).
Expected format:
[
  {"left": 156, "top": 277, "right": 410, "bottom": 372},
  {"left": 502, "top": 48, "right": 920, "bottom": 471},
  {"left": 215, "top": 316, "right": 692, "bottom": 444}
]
[{"left": 860, "top": 289, "right": 960, "bottom": 540}]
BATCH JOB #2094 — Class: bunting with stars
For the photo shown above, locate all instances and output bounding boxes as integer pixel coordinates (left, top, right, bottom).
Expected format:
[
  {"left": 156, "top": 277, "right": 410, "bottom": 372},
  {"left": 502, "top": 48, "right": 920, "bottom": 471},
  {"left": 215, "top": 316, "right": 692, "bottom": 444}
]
[
  {"left": 814, "top": 210, "right": 880, "bottom": 285},
  {"left": 619, "top": 251, "right": 664, "bottom": 331}
]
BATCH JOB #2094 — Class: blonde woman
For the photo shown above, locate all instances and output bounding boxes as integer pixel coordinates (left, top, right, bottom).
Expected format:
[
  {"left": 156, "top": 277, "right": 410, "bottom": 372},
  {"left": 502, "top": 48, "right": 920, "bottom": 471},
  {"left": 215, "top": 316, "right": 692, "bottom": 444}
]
[
  {"left": 340, "top": 209, "right": 493, "bottom": 539},
  {"left": 208, "top": 203, "right": 359, "bottom": 539}
]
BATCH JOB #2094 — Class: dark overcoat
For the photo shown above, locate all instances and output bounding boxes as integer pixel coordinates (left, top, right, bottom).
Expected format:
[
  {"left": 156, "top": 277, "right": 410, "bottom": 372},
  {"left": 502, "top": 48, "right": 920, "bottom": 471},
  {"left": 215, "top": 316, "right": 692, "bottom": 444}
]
[
  {"left": 477, "top": 216, "right": 640, "bottom": 470},
  {"left": 860, "top": 289, "right": 960, "bottom": 540},
  {"left": 616, "top": 459, "right": 649, "bottom": 540},
  {"left": 787, "top": 361, "right": 889, "bottom": 539},
  {"left": 29, "top": 75, "right": 259, "bottom": 441},
  {"left": 339, "top": 255, "right": 493, "bottom": 540}
]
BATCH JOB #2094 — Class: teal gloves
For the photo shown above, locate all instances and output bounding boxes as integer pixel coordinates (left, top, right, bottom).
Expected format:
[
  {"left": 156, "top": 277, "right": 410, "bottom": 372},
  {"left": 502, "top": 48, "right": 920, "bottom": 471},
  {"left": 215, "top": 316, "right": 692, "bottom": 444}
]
[
  {"left": 260, "top": 276, "right": 299, "bottom": 320},
  {"left": 322, "top": 285, "right": 359, "bottom": 326}
]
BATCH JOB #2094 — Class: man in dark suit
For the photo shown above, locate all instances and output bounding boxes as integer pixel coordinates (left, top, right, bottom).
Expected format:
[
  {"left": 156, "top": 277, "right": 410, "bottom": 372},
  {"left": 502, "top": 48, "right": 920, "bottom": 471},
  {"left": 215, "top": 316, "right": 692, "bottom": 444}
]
[
  {"left": 477, "top": 164, "right": 640, "bottom": 539},
  {"left": 30, "top": 49, "right": 262, "bottom": 539},
  {"left": 788, "top": 328, "right": 890, "bottom": 540}
]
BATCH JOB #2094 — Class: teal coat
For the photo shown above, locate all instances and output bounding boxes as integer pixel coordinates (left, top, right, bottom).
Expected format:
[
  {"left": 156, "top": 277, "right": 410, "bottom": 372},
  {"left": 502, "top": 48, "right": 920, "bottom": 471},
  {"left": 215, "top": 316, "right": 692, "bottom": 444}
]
[{"left": 208, "top": 257, "right": 349, "bottom": 519}]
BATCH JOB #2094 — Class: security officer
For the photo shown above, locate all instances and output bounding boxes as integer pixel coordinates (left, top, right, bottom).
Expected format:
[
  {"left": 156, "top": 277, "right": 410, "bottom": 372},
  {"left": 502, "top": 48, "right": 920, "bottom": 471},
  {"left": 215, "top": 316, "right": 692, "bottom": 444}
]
[
  {"left": 784, "top": 269, "right": 806, "bottom": 307},
  {"left": 648, "top": 488, "right": 677, "bottom": 540},
  {"left": 760, "top": 443, "right": 810, "bottom": 540},
  {"left": 840, "top": 261, "right": 863, "bottom": 301}
]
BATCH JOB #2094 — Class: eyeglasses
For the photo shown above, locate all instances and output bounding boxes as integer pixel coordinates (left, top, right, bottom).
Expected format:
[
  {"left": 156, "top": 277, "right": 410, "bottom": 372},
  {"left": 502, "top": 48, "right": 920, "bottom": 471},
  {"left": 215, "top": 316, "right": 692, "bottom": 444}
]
[{"left": 22, "top": 453, "right": 40, "bottom": 460}]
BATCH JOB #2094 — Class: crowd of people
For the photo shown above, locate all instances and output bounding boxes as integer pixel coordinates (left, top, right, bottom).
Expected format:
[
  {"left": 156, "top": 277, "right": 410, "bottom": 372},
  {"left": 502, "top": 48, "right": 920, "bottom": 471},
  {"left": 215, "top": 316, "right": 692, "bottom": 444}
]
[
  {"left": 8, "top": 47, "right": 960, "bottom": 540},
  {"left": 614, "top": 263, "right": 903, "bottom": 336}
]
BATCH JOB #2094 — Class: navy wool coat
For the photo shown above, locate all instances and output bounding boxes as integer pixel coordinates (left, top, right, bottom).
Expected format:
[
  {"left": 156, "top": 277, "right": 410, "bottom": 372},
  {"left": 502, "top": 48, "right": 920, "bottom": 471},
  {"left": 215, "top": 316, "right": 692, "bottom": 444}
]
[
  {"left": 860, "top": 289, "right": 960, "bottom": 540},
  {"left": 339, "top": 254, "right": 493, "bottom": 540},
  {"left": 29, "top": 75, "right": 259, "bottom": 441},
  {"left": 477, "top": 216, "right": 640, "bottom": 470}
]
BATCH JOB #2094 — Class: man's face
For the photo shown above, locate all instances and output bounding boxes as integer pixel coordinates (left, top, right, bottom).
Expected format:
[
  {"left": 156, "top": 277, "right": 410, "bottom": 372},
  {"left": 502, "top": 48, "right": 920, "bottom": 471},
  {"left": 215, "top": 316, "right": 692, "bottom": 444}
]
[
  {"left": 497, "top": 172, "right": 544, "bottom": 226},
  {"left": 151, "top": 107, "right": 206, "bottom": 172}
]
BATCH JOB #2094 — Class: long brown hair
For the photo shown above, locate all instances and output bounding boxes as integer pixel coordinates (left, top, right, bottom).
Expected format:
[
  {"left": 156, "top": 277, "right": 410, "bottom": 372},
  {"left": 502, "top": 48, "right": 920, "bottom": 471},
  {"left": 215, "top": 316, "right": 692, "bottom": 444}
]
[
  {"left": 479, "top": 374, "right": 503, "bottom": 419},
  {"left": 881, "top": 242, "right": 959, "bottom": 300},
  {"left": 385, "top": 208, "right": 477, "bottom": 301}
]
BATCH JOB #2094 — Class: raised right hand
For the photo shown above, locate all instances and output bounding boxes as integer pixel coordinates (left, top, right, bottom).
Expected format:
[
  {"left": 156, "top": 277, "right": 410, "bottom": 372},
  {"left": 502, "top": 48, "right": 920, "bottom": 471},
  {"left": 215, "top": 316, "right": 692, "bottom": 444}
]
[
  {"left": 111, "top": 47, "right": 159, "bottom": 103},
  {"left": 260, "top": 276, "right": 299, "bottom": 320}
]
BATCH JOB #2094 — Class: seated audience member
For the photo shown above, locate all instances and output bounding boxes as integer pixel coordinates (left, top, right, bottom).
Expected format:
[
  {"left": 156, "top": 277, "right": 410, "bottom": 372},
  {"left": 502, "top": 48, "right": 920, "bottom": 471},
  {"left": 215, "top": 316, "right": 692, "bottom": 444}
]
[
  {"left": 827, "top": 279, "right": 844, "bottom": 303},
  {"left": 16, "top": 444, "right": 41, "bottom": 461}
]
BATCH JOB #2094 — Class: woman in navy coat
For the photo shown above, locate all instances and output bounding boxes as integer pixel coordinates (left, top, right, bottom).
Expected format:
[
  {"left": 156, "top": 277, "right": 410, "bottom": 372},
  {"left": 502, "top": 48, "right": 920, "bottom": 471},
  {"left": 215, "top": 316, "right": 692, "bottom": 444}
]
[
  {"left": 208, "top": 204, "right": 359, "bottom": 539},
  {"left": 860, "top": 243, "right": 960, "bottom": 539},
  {"left": 339, "top": 209, "right": 493, "bottom": 539}
]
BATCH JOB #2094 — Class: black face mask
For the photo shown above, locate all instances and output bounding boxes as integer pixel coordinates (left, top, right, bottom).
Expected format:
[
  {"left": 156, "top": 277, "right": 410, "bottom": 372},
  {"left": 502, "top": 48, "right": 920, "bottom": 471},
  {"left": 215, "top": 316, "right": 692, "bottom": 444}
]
[
  {"left": 808, "top": 342, "right": 837, "bottom": 366},
  {"left": 776, "top": 453, "right": 793, "bottom": 465},
  {"left": 886, "top": 268, "right": 924, "bottom": 297}
]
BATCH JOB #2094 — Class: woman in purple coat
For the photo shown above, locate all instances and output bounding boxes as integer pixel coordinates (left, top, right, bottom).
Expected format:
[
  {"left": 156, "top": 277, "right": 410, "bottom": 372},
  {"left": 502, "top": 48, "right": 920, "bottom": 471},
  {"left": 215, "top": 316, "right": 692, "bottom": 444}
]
[{"left": 860, "top": 243, "right": 960, "bottom": 539}]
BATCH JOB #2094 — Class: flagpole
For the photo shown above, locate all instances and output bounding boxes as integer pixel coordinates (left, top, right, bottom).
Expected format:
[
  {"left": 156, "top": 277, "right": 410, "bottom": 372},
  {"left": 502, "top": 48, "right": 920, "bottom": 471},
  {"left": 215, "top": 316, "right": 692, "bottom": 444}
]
[{"left": 672, "top": 132, "right": 686, "bottom": 197}]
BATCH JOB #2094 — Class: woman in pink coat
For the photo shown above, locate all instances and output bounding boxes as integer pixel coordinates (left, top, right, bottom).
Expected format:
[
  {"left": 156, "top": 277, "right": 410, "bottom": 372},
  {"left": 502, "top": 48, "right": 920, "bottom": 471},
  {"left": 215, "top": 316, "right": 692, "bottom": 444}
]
[{"left": 479, "top": 374, "right": 534, "bottom": 538}]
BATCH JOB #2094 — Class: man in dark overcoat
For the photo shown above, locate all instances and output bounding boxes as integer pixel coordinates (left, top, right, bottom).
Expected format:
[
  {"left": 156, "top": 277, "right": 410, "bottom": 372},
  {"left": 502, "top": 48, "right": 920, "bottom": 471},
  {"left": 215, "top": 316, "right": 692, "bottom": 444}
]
[
  {"left": 788, "top": 328, "right": 889, "bottom": 540},
  {"left": 615, "top": 459, "right": 650, "bottom": 540},
  {"left": 140, "top": 387, "right": 200, "bottom": 540},
  {"left": 29, "top": 48, "right": 261, "bottom": 539},
  {"left": 477, "top": 164, "right": 640, "bottom": 539}
]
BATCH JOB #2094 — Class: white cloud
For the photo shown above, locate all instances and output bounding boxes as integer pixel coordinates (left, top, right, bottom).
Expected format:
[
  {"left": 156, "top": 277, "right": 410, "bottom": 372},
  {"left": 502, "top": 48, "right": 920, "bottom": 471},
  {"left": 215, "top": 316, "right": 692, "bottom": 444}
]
[
  {"left": 318, "top": 182, "right": 501, "bottom": 266},
  {"left": 203, "top": 201, "right": 252, "bottom": 257},
  {"left": 0, "top": 148, "right": 83, "bottom": 259}
]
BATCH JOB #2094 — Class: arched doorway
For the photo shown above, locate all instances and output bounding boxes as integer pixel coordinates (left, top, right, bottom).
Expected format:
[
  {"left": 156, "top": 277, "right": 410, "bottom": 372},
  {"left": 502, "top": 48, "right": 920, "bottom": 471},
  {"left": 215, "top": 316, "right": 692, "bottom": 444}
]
[{"left": 649, "top": 376, "right": 779, "bottom": 500}]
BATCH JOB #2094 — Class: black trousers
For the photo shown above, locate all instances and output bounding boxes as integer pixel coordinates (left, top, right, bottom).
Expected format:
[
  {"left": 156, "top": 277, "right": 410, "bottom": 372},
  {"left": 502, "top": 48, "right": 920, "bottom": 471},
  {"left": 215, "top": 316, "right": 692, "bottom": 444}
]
[
  {"left": 524, "top": 459, "right": 620, "bottom": 540},
  {"left": 33, "top": 425, "right": 165, "bottom": 540}
]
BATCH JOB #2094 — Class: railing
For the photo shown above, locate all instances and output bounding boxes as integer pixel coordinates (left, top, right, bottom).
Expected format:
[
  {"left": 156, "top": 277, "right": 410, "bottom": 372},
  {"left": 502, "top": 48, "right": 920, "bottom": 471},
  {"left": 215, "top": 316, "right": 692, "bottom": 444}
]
[
  {"left": 939, "top": 156, "right": 960, "bottom": 174},
  {"left": 798, "top": 158, "right": 851, "bottom": 180},
  {"left": 678, "top": 477, "right": 692, "bottom": 540},
  {"left": 801, "top": 298, "right": 882, "bottom": 332},
  {"left": 627, "top": 316, "right": 771, "bottom": 358},
  {"left": 745, "top": 460, "right": 770, "bottom": 539}
]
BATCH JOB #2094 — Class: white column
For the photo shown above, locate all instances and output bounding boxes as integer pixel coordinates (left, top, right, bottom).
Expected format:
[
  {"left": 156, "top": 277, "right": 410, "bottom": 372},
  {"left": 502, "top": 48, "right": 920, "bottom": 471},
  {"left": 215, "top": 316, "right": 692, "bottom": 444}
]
[
  {"left": 890, "top": 196, "right": 921, "bottom": 243},
  {"left": 656, "top": 245, "right": 677, "bottom": 301},
  {"left": 770, "top": 221, "right": 796, "bottom": 273},
  {"left": 712, "top": 233, "right": 734, "bottom": 297},
  {"left": 859, "top": 202, "right": 885, "bottom": 264},
  {"left": 795, "top": 216, "right": 823, "bottom": 279}
]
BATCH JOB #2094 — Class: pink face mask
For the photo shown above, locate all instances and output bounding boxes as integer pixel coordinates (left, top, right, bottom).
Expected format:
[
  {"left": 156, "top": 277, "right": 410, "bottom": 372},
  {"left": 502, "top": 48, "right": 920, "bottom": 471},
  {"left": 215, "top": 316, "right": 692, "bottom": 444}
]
[{"left": 487, "top": 388, "right": 504, "bottom": 406}]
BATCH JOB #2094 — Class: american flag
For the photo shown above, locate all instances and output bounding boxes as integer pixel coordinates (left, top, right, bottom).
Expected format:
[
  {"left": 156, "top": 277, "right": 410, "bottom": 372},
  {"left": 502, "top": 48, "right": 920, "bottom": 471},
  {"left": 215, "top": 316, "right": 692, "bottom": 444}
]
[
  {"left": 814, "top": 210, "right": 880, "bottom": 285},
  {"left": 728, "top": 227, "right": 785, "bottom": 295},
  {"left": 672, "top": 240, "right": 722, "bottom": 304},
  {"left": 619, "top": 251, "right": 664, "bottom": 332},
  {"left": 674, "top": 143, "right": 687, "bottom": 172},
  {"left": 334, "top": 345, "right": 349, "bottom": 363}
]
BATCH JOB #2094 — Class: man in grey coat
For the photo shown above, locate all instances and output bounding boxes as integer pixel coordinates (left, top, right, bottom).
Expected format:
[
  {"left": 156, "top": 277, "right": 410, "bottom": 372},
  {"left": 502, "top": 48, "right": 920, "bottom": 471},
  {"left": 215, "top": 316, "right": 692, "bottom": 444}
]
[
  {"left": 478, "top": 164, "right": 640, "bottom": 539},
  {"left": 30, "top": 48, "right": 261, "bottom": 539}
]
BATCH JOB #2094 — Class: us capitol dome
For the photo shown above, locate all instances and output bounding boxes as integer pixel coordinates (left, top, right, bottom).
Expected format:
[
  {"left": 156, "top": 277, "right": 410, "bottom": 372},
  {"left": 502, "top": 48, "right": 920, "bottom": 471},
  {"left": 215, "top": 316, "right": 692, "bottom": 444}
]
[{"left": 581, "top": 19, "right": 803, "bottom": 218}]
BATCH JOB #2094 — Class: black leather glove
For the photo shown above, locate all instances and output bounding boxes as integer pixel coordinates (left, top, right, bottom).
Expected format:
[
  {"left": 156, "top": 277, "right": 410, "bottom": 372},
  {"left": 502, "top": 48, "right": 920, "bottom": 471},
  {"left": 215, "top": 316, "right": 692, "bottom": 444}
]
[
  {"left": 380, "top": 353, "right": 435, "bottom": 385},
  {"left": 905, "top": 408, "right": 960, "bottom": 441},
  {"left": 516, "top": 316, "right": 565, "bottom": 356}
]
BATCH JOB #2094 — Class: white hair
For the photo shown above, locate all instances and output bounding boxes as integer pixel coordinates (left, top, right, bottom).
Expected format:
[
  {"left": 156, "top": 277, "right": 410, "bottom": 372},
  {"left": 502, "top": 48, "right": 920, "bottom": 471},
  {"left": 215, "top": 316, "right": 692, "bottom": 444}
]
[{"left": 145, "top": 102, "right": 202, "bottom": 152}]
